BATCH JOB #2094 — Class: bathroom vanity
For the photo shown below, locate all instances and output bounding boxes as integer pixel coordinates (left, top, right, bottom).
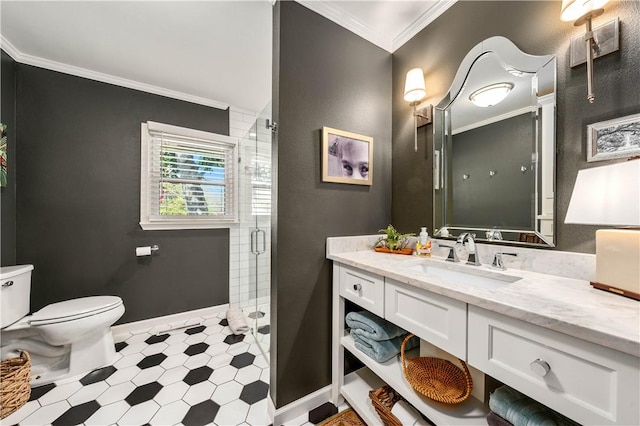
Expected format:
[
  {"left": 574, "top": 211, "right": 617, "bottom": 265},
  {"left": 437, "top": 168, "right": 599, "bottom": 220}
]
[{"left": 328, "top": 236, "right": 640, "bottom": 425}]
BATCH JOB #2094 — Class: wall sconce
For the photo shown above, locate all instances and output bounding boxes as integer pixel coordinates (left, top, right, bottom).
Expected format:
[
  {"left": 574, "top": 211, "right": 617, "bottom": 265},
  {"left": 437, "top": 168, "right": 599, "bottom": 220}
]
[
  {"left": 565, "top": 159, "right": 640, "bottom": 300},
  {"left": 404, "top": 68, "right": 431, "bottom": 152},
  {"left": 561, "top": 0, "right": 619, "bottom": 103}
]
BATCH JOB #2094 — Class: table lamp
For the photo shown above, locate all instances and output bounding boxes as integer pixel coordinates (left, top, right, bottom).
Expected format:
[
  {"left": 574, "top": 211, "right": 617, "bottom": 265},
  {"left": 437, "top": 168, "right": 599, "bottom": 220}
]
[{"left": 565, "top": 159, "right": 640, "bottom": 300}]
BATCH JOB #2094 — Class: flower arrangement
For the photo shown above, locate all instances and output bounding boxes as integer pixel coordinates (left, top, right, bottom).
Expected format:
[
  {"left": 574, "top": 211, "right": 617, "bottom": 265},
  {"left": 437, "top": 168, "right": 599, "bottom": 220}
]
[{"left": 374, "top": 224, "right": 414, "bottom": 252}]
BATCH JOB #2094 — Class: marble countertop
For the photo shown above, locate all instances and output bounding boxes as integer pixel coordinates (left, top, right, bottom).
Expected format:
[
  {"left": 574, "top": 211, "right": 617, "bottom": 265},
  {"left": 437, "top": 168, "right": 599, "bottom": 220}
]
[{"left": 328, "top": 248, "right": 640, "bottom": 357}]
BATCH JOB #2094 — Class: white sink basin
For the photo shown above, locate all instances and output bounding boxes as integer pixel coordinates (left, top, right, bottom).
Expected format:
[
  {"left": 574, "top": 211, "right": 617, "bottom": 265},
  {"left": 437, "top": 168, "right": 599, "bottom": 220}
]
[{"left": 406, "top": 260, "right": 521, "bottom": 289}]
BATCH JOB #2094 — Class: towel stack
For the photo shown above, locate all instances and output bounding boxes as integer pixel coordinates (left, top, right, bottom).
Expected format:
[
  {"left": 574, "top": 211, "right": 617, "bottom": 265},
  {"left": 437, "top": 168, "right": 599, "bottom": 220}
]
[
  {"left": 487, "top": 385, "right": 581, "bottom": 426},
  {"left": 345, "top": 311, "right": 419, "bottom": 363}
]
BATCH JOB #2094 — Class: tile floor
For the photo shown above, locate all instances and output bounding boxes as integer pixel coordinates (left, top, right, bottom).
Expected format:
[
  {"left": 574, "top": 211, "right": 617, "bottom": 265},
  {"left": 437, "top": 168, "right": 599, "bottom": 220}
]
[{"left": 2, "top": 312, "right": 272, "bottom": 426}]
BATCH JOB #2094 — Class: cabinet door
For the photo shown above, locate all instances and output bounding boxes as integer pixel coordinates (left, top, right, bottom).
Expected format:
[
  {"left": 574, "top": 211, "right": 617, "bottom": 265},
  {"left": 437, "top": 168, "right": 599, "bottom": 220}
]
[
  {"left": 385, "top": 279, "right": 467, "bottom": 359},
  {"left": 468, "top": 305, "right": 640, "bottom": 425},
  {"left": 339, "top": 264, "right": 385, "bottom": 317}
]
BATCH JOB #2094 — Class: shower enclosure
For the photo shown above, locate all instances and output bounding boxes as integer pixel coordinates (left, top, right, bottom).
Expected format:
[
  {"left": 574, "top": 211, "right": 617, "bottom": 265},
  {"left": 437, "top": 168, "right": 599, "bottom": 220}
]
[{"left": 229, "top": 103, "right": 272, "bottom": 359}]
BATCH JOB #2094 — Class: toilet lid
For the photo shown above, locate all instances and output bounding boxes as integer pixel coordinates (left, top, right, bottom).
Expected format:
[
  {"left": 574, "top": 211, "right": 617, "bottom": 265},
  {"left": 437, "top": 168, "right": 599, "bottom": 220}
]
[{"left": 29, "top": 296, "right": 123, "bottom": 325}]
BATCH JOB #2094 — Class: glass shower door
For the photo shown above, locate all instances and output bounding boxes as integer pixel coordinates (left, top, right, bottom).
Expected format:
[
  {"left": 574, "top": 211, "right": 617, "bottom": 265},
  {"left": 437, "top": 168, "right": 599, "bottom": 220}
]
[{"left": 244, "top": 103, "right": 272, "bottom": 358}]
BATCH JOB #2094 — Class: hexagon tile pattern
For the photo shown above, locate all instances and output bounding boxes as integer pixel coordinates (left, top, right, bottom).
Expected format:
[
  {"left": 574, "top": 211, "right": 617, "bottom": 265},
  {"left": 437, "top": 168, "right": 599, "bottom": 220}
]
[{"left": 3, "top": 311, "right": 271, "bottom": 426}]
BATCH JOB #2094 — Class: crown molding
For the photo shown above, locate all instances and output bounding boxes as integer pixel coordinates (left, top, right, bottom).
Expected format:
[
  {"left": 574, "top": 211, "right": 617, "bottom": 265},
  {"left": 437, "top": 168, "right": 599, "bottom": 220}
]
[
  {"left": 392, "top": 0, "right": 458, "bottom": 52},
  {"left": 297, "top": 0, "right": 392, "bottom": 52},
  {"left": 0, "top": 35, "right": 229, "bottom": 111},
  {"left": 297, "top": 0, "right": 457, "bottom": 53}
]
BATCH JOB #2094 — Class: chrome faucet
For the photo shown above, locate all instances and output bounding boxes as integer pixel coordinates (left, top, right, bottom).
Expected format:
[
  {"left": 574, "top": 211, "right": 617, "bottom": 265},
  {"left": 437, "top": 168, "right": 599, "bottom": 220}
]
[
  {"left": 457, "top": 233, "right": 480, "bottom": 266},
  {"left": 491, "top": 252, "right": 518, "bottom": 271}
]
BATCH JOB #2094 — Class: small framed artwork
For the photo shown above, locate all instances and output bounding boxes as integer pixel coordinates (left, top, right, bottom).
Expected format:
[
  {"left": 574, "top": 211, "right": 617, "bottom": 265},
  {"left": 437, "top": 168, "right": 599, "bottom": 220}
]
[
  {"left": 587, "top": 113, "right": 640, "bottom": 162},
  {"left": 322, "top": 126, "right": 373, "bottom": 186}
]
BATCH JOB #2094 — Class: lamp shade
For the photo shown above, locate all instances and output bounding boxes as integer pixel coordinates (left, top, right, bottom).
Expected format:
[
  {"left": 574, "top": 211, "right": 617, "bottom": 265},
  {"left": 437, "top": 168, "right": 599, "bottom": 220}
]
[
  {"left": 404, "top": 68, "right": 426, "bottom": 103},
  {"left": 565, "top": 160, "right": 640, "bottom": 226},
  {"left": 561, "top": 0, "right": 610, "bottom": 22}
]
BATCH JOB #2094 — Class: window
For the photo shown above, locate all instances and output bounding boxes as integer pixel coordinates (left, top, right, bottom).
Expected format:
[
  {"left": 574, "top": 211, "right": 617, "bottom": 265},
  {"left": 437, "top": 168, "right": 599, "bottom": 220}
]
[{"left": 140, "top": 121, "right": 238, "bottom": 230}]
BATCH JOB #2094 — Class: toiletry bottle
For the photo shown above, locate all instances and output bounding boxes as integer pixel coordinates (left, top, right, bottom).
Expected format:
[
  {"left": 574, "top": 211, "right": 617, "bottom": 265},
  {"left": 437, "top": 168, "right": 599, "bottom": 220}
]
[{"left": 417, "top": 227, "right": 431, "bottom": 257}]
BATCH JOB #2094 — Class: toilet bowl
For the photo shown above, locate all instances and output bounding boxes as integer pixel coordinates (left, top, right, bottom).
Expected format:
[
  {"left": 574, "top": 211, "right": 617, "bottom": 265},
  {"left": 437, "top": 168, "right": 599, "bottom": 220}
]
[{"left": 1, "top": 265, "right": 125, "bottom": 385}]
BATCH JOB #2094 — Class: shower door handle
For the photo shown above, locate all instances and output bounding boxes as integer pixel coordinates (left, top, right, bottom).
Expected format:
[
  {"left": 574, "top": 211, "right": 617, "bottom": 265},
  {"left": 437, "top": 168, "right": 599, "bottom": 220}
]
[
  {"left": 250, "top": 230, "right": 258, "bottom": 255},
  {"left": 256, "top": 229, "right": 266, "bottom": 255}
]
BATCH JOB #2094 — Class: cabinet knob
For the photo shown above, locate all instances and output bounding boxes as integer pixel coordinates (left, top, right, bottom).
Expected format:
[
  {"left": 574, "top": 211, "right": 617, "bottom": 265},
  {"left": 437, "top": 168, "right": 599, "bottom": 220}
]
[
  {"left": 353, "top": 283, "right": 362, "bottom": 291},
  {"left": 530, "top": 359, "right": 550, "bottom": 377}
]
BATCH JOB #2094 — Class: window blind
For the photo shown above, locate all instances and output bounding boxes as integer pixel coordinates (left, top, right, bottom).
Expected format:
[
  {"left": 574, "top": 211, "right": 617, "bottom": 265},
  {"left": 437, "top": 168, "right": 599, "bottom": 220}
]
[{"left": 148, "top": 130, "right": 237, "bottom": 222}]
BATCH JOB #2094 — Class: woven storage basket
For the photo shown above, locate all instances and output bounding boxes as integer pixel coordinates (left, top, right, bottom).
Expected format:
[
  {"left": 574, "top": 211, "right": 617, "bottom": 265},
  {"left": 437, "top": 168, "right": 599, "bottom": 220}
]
[
  {"left": 401, "top": 334, "right": 472, "bottom": 405},
  {"left": 0, "top": 351, "right": 32, "bottom": 419},
  {"left": 369, "top": 385, "right": 403, "bottom": 426}
]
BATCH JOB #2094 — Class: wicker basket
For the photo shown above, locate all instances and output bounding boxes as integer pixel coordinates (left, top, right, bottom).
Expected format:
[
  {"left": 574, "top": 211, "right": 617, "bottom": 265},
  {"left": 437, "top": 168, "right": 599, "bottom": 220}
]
[
  {"left": 0, "top": 351, "right": 32, "bottom": 420},
  {"left": 369, "top": 385, "right": 403, "bottom": 426},
  {"left": 401, "top": 334, "right": 472, "bottom": 405}
]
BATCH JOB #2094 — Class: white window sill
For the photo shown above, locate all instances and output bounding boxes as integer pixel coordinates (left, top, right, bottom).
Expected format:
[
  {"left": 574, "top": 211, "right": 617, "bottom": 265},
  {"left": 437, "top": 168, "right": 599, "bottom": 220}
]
[{"left": 139, "top": 221, "right": 238, "bottom": 231}]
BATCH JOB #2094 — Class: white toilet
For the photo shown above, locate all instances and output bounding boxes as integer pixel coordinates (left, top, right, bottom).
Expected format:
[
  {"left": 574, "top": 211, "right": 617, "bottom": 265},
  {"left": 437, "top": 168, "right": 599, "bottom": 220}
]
[{"left": 0, "top": 265, "right": 125, "bottom": 385}]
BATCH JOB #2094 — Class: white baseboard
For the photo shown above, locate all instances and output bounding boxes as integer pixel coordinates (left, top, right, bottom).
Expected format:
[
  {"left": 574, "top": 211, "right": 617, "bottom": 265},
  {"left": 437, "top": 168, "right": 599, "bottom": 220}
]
[
  {"left": 273, "top": 385, "right": 332, "bottom": 426},
  {"left": 112, "top": 304, "right": 229, "bottom": 338},
  {"left": 267, "top": 393, "right": 276, "bottom": 424}
]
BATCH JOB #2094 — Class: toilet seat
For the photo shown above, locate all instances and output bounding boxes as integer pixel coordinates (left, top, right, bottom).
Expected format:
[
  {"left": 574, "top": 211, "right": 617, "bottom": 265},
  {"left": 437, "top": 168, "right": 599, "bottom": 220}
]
[{"left": 29, "top": 296, "right": 123, "bottom": 326}]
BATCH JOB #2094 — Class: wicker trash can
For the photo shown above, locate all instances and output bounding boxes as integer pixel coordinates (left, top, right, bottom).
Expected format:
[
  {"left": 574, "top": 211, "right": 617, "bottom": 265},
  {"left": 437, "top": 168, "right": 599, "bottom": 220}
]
[{"left": 0, "top": 351, "right": 32, "bottom": 419}]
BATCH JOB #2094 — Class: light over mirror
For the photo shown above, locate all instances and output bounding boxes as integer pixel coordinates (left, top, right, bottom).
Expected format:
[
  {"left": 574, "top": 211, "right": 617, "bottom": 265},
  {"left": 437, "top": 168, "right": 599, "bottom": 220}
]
[{"left": 433, "top": 37, "right": 556, "bottom": 247}]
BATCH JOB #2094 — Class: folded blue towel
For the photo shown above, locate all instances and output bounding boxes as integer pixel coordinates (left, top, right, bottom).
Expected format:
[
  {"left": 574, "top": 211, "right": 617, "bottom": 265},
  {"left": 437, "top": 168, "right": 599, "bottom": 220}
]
[
  {"left": 345, "top": 310, "right": 406, "bottom": 341},
  {"left": 351, "top": 330, "right": 419, "bottom": 363},
  {"left": 489, "top": 386, "right": 580, "bottom": 426}
]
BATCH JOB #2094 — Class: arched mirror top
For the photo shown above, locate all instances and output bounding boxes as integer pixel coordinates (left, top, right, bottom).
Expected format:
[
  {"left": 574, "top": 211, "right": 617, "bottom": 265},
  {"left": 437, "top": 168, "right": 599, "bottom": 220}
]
[{"left": 433, "top": 36, "right": 557, "bottom": 247}]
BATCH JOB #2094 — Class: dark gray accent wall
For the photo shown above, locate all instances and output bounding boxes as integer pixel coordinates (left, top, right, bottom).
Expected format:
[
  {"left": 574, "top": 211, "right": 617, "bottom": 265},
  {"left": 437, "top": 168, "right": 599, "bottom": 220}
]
[
  {"left": 273, "top": 1, "right": 392, "bottom": 407},
  {"left": 15, "top": 64, "right": 230, "bottom": 323},
  {"left": 1, "top": 51, "right": 17, "bottom": 266},
  {"left": 392, "top": 0, "right": 640, "bottom": 253},
  {"left": 451, "top": 113, "right": 535, "bottom": 229}
]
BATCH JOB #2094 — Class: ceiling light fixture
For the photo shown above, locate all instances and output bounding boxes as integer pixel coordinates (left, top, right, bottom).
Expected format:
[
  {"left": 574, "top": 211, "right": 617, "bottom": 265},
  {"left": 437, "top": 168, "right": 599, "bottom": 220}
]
[{"left": 468, "top": 83, "right": 514, "bottom": 108}]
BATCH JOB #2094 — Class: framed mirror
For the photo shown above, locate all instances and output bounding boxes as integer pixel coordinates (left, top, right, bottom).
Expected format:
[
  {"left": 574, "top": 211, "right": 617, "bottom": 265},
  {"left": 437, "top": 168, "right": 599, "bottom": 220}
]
[{"left": 433, "top": 37, "right": 556, "bottom": 247}]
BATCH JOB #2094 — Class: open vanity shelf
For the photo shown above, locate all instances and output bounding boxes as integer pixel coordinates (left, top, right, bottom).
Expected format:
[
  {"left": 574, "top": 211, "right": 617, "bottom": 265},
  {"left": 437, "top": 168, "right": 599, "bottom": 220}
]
[{"left": 341, "top": 335, "right": 488, "bottom": 425}]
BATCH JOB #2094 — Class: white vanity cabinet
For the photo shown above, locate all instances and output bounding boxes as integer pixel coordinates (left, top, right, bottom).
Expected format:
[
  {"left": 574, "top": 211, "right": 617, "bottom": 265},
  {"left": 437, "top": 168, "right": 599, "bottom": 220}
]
[
  {"left": 332, "top": 263, "right": 489, "bottom": 425},
  {"left": 331, "top": 260, "right": 640, "bottom": 426},
  {"left": 468, "top": 306, "right": 640, "bottom": 425}
]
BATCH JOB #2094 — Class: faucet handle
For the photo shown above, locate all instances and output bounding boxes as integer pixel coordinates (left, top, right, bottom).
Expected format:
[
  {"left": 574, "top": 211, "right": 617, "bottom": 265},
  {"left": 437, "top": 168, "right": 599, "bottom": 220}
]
[
  {"left": 491, "top": 252, "right": 517, "bottom": 270},
  {"left": 439, "top": 244, "right": 459, "bottom": 262}
]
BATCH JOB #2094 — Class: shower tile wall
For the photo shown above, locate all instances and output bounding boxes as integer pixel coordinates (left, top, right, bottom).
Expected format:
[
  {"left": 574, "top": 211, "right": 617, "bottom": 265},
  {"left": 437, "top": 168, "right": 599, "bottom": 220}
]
[{"left": 229, "top": 107, "right": 271, "bottom": 310}]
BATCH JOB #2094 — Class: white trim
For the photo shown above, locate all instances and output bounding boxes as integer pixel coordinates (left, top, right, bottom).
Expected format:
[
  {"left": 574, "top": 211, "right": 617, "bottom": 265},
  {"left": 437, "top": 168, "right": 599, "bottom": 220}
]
[
  {"left": 297, "top": 1, "right": 390, "bottom": 51},
  {"left": 296, "top": 1, "right": 456, "bottom": 53},
  {"left": 391, "top": 0, "right": 458, "bottom": 52},
  {"left": 0, "top": 35, "right": 21, "bottom": 61},
  {"left": 267, "top": 393, "right": 276, "bottom": 424},
  {"left": 452, "top": 105, "right": 536, "bottom": 135},
  {"left": 273, "top": 385, "right": 331, "bottom": 426},
  {"left": 140, "top": 122, "right": 240, "bottom": 230},
  {"left": 0, "top": 35, "right": 228, "bottom": 111},
  {"left": 112, "top": 304, "right": 229, "bottom": 337}
]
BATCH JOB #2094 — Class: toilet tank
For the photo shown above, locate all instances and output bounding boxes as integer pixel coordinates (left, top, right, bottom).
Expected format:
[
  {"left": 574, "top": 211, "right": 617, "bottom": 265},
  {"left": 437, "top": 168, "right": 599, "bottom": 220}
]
[{"left": 0, "top": 265, "right": 34, "bottom": 328}]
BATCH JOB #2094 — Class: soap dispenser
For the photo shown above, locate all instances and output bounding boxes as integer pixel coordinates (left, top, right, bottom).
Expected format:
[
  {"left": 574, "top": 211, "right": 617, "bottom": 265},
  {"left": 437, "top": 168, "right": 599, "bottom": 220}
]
[{"left": 416, "top": 227, "right": 432, "bottom": 257}]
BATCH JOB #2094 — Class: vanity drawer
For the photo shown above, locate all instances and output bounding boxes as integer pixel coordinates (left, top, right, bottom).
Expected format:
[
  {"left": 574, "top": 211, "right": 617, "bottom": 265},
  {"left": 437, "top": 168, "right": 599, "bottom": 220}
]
[
  {"left": 468, "top": 306, "right": 640, "bottom": 425},
  {"left": 339, "top": 265, "right": 384, "bottom": 317},
  {"left": 385, "top": 279, "right": 467, "bottom": 359}
]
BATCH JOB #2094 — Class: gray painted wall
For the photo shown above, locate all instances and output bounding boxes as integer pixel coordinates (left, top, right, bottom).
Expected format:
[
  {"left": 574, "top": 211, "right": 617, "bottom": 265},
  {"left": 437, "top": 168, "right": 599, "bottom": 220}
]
[
  {"left": 1, "top": 51, "right": 17, "bottom": 266},
  {"left": 14, "top": 64, "right": 231, "bottom": 323},
  {"left": 451, "top": 113, "right": 535, "bottom": 229},
  {"left": 392, "top": 0, "right": 640, "bottom": 253},
  {"left": 273, "top": 1, "right": 392, "bottom": 407}
]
